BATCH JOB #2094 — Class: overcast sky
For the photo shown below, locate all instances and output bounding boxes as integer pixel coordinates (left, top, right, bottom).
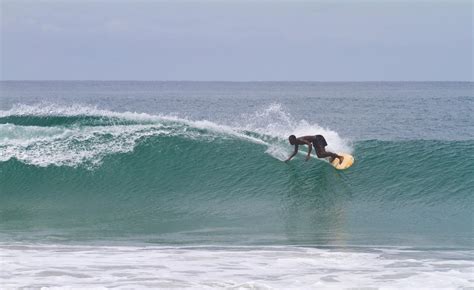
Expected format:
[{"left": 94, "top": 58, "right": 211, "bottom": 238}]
[{"left": 1, "top": 0, "right": 472, "bottom": 81}]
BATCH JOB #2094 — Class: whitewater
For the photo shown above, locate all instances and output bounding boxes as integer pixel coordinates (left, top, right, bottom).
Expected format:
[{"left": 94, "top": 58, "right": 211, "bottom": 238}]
[{"left": 0, "top": 103, "right": 352, "bottom": 167}]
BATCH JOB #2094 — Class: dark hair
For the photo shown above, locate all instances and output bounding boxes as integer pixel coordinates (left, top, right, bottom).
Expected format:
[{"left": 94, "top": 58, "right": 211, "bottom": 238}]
[{"left": 288, "top": 135, "right": 296, "bottom": 144}]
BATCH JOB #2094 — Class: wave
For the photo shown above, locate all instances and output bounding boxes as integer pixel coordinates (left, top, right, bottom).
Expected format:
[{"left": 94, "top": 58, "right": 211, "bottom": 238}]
[
  {"left": 0, "top": 103, "right": 352, "bottom": 167},
  {"left": 1, "top": 103, "right": 472, "bottom": 247}
]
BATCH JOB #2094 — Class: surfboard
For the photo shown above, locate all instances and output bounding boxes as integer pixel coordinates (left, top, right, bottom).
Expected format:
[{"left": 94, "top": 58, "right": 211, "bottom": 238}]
[{"left": 330, "top": 153, "right": 354, "bottom": 170}]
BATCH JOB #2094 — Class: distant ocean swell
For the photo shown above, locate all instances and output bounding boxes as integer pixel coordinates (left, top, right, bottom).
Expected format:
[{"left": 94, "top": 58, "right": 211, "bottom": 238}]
[{"left": 0, "top": 104, "right": 472, "bottom": 245}]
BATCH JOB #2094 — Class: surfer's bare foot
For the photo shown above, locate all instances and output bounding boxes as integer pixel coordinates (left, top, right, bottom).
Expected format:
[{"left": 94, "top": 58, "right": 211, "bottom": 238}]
[{"left": 338, "top": 156, "right": 344, "bottom": 164}]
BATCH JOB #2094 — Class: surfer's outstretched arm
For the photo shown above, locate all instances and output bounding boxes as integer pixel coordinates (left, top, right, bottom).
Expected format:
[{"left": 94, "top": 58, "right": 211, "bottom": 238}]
[
  {"left": 285, "top": 145, "right": 299, "bottom": 162},
  {"left": 305, "top": 142, "right": 312, "bottom": 161}
]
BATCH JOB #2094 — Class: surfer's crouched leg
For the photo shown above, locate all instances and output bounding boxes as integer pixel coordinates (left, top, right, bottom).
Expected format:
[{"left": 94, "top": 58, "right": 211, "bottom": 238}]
[{"left": 315, "top": 147, "right": 344, "bottom": 164}]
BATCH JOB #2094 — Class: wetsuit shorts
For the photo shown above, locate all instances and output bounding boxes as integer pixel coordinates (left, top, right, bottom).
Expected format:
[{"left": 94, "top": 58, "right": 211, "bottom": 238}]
[{"left": 313, "top": 135, "right": 328, "bottom": 148}]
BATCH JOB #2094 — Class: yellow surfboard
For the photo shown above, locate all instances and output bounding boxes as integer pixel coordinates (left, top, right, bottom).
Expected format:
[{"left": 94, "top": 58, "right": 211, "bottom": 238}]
[{"left": 330, "top": 153, "right": 354, "bottom": 170}]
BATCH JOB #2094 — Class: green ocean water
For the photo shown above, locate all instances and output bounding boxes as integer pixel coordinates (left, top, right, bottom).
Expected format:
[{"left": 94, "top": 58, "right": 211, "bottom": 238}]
[
  {"left": 1, "top": 106, "right": 473, "bottom": 247},
  {"left": 1, "top": 81, "right": 473, "bottom": 249},
  {"left": 1, "top": 81, "right": 473, "bottom": 287}
]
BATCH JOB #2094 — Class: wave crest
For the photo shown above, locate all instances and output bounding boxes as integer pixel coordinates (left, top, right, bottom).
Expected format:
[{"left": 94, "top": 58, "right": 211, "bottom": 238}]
[{"left": 0, "top": 103, "right": 353, "bottom": 167}]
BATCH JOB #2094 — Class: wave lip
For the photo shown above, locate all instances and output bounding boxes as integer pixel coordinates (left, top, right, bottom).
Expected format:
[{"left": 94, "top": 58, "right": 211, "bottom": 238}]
[{"left": 0, "top": 103, "right": 353, "bottom": 167}]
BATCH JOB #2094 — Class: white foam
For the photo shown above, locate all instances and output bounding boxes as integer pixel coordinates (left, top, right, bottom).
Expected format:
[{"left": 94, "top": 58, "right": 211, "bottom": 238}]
[
  {"left": 0, "top": 103, "right": 159, "bottom": 122},
  {"left": 0, "top": 123, "right": 166, "bottom": 167},
  {"left": 1, "top": 244, "right": 472, "bottom": 288},
  {"left": 0, "top": 103, "right": 353, "bottom": 166},
  {"left": 238, "top": 103, "right": 353, "bottom": 160}
]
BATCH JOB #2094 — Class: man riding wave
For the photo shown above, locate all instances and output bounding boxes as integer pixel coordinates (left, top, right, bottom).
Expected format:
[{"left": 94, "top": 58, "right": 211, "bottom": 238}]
[{"left": 285, "top": 135, "right": 344, "bottom": 164}]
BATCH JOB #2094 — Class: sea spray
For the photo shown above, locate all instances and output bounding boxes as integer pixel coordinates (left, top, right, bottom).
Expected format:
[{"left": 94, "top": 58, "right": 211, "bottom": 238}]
[{"left": 0, "top": 103, "right": 352, "bottom": 166}]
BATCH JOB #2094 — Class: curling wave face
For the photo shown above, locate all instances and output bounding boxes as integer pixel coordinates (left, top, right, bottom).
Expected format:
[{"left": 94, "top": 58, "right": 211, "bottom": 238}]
[{"left": 0, "top": 103, "right": 352, "bottom": 167}]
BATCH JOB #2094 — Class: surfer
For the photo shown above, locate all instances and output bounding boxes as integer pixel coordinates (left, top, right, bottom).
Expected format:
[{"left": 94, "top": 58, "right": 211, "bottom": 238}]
[{"left": 285, "top": 135, "right": 344, "bottom": 164}]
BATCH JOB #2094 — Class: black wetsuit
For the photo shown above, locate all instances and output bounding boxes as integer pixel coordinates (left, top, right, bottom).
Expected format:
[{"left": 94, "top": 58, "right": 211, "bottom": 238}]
[{"left": 312, "top": 135, "right": 339, "bottom": 159}]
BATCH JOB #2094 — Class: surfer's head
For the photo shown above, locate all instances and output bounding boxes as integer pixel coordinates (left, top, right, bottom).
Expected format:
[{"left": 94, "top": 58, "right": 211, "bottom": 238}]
[{"left": 288, "top": 135, "right": 297, "bottom": 145}]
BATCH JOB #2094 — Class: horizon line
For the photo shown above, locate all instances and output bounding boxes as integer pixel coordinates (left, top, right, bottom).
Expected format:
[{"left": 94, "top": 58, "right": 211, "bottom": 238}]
[{"left": 1, "top": 80, "right": 473, "bottom": 83}]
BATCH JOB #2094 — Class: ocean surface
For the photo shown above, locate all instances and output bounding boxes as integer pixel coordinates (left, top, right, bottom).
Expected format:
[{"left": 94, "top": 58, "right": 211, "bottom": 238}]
[{"left": 1, "top": 81, "right": 473, "bottom": 288}]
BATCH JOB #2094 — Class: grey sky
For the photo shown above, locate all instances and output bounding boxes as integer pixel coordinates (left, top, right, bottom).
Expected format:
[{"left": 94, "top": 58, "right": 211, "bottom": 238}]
[{"left": 1, "top": 0, "right": 472, "bottom": 81}]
